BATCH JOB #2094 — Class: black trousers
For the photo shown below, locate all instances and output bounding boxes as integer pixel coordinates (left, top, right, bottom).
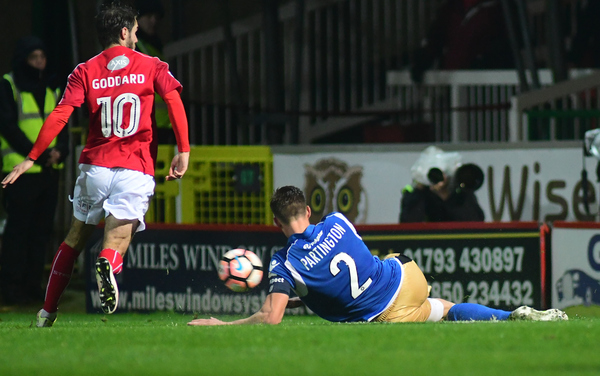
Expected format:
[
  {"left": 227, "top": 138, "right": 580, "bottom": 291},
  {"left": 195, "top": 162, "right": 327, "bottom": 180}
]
[{"left": 0, "top": 169, "right": 59, "bottom": 303}]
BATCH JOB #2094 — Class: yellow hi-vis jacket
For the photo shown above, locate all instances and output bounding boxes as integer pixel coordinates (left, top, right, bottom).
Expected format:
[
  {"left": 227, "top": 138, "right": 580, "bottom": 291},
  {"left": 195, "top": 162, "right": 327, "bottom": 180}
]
[
  {"left": 137, "top": 40, "right": 171, "bottom": 129},
  {"left": 0, "top": 73, "right": 61, "bottom": 173}
]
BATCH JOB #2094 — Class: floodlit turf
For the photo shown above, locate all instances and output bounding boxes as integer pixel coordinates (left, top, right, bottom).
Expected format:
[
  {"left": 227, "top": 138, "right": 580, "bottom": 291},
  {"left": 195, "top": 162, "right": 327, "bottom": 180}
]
[{"left": 1, "top": 306, "right": 599, "bottom": 376}]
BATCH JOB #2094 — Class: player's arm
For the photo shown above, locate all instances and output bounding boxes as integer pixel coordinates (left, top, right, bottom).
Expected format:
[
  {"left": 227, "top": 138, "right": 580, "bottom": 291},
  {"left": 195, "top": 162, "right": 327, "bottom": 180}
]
[
  {"left": 1, "top": 104, "right": 74, "bottom": 187},
  {"left": 187, "top": 292, "right": 289, "bottom": 326},
  {"left": 188, "top": 269, "right": 294, "bottom": 326},
  {"left": 162, "top": 89, "right": 190, "bottom": 181}
]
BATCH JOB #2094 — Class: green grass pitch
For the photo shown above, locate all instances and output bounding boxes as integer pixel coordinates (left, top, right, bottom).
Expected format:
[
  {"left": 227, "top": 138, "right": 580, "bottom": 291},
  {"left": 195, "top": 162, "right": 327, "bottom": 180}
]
[{"left": 1, "top": 304, "right": 600, "bottom": 376}]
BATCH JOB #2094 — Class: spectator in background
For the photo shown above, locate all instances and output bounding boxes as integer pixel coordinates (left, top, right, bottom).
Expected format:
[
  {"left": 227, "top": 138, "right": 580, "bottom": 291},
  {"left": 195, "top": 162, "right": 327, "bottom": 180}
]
[
  {"left": 400, "top": 146, "right": 485, "bottom": 222},
  {"left": 0, "top": 36, "right": 68, "bottom": 305},
  {"left": 566, "top": 0, "right": 600, "bottom": 68},
  {"left": 134, "top": 0, "right": 174, "bottom": 143},
  {"left": 410, "top": 0, "right": 514, "bottom": 84},
  {"left": 135, "top": 0, "right": 166, "bottom": 59}
]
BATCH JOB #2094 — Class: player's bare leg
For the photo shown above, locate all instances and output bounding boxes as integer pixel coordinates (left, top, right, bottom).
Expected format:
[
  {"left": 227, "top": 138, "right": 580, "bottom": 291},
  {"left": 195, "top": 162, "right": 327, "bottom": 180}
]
[
  {"left": 65, "top": 218, "right": 98, "bottom": 250},
  {"left": 95, "top": 215, "right": 138, "bottom": 314},
  {"left": 436, "top": 299, "right": 455, "bottom": 318}
]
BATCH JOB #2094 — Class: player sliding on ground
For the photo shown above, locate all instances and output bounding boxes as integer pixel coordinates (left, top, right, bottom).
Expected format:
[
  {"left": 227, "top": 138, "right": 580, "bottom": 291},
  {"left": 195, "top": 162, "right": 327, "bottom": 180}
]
[
  {"left": 2, "top": 3, "right": 190, "bottom": 327},
  {"left": 189, "top": 186, "right": 567, "bottom": 326}
]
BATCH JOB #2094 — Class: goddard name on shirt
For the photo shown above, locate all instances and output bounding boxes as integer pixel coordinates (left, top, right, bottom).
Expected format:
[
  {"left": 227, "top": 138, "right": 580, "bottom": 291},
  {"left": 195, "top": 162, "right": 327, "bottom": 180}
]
[{"left": 92, "top": 74, "right": 146, "bottom": 89}]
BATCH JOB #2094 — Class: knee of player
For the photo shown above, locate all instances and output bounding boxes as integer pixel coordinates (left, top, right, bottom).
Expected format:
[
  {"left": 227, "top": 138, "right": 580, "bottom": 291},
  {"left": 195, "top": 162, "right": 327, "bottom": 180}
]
[{"left": 427, "top": 298, "right": 454, "bottom": 322}]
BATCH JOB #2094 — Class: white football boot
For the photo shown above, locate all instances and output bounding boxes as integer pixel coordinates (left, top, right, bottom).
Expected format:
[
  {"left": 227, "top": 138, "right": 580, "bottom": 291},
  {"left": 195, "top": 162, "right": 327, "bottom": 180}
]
[{"left": 508, "top": 306, "right": 568, "bottom": 321}]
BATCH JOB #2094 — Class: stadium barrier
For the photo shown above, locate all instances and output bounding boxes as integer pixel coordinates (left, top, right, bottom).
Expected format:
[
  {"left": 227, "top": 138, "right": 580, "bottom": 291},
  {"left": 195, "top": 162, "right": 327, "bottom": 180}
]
[
  {"left": 146, "top": 145, "right": 273, "bottom": 225},
  {"left": 84, "top": 221, "right": 547, "bottom": 315},
  {"left": 146, "top": 145, "right": 178, "bottom": 223}
]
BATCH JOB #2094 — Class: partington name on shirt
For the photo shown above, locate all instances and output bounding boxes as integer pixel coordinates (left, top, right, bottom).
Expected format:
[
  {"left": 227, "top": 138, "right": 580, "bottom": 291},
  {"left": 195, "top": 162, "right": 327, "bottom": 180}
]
[{"left": 300, "top": 223, "right": 346, "bottom": 271}]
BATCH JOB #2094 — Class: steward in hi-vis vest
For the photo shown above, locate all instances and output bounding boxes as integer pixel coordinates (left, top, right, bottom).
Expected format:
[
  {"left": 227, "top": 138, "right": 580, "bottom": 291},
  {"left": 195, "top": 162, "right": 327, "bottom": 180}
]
[
  {"left": 0, "top": 36, "right": 68, "bottom": 305},
  {"left": 136, "top": 41, "right": 171, "bottom": 131},
  {"left": 0, "top": 73, "right": 62, "bottom": 172},
  {"left": 134, "top": 0, "right": 174, "bottom": 141}
]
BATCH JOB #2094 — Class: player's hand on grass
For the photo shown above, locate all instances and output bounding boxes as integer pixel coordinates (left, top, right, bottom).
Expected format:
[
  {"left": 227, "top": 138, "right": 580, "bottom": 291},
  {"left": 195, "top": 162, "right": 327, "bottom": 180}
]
[
  {"left": 166, "top": 151, "right": 189, "bottom": 181},
  {"left": 188, "top": 317, "right": 227, "bottom": 326},
  {"left": 1, "top": 158, "right": 34, "bottom": 188}
]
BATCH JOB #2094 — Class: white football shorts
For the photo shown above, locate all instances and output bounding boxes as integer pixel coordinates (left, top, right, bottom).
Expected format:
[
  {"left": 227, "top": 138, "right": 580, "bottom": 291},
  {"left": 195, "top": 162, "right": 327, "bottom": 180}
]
[{"left": 71, "top": 164, "right": 155, "bottom": 232}]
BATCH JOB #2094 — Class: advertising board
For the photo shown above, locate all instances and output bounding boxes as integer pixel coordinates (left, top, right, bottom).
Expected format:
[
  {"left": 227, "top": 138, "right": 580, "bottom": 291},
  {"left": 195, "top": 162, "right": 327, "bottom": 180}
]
[
  {"left": 85, "top": 222, "right": 543, "bottom": 314},
  {"left": 273, "top": 144, "right": 594, "bottom": 224},
  {"left": 551, "top": 221, "right": 600, "bottom": 309}
]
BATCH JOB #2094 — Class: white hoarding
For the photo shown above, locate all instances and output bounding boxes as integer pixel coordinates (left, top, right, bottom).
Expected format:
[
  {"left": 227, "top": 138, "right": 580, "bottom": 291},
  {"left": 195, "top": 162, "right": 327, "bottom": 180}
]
[
  {"left": 273, "top": 145, "right": 597, "bottom": 224},
  {"left": 551, "top": 224, "right": 600, "bottom": 309}
]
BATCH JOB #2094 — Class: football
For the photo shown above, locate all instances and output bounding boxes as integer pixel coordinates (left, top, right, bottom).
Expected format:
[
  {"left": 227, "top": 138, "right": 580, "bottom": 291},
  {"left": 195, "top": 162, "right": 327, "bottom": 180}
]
[{"left": 218, "top": 249, "right": 264, "bottom": 292}]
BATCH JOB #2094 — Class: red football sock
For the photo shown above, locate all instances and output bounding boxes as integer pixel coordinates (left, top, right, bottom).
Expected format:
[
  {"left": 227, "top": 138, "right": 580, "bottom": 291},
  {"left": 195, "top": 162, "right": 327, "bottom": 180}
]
[
  {"left": 98, "top": 248, "right": 123, "bottom": 274},
  {"left": 43, "top": 242, "right": 80, "bottom": 313}
]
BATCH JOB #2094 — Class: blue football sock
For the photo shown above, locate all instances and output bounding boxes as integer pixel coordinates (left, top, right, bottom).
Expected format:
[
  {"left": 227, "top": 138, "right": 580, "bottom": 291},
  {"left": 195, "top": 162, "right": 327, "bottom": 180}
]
[{"left": 446, "top": 303, "right": 511, "bottom": 321}]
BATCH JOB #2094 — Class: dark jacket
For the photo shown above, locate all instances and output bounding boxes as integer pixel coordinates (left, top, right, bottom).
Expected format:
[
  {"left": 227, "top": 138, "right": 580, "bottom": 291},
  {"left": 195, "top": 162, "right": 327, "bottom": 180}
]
[
  {"left": 0, "top": 36, "right": 68, "bottom": 169},
  {"left": 400, "top": 185, "right": 484, "bottom": 223}
]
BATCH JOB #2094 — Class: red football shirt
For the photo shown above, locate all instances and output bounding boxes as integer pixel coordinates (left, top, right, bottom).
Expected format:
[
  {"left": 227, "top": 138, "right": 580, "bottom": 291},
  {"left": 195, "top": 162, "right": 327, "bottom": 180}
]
[{"left": 60, "top": 46, "right": 182, "bottom": 175}]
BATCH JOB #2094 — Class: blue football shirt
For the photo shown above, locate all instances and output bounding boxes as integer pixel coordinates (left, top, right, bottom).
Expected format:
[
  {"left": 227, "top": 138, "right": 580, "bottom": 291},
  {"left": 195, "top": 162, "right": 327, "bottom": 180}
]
[{"left": 268, "top": 212, "right": 403, "bottom": 322}]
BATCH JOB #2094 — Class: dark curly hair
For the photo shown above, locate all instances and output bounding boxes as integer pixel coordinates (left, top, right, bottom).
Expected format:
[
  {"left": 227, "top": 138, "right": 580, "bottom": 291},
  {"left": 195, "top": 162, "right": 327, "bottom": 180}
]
[
  {"left": 270, "top": 186, "right": 307, "bottom": 225},
  {"left": 95, "top": 2, "right": 137, "bottom": 49}
]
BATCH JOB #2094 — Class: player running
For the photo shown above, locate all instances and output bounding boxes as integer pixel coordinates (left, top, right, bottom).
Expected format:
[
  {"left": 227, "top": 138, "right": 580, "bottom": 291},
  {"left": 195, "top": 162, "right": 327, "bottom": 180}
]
[
  {"left": 2, "top": 3, "right": 190, "bottom": 327},
  {"left": 189, "top": 186, "right": 567, "bottom": 325}
]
